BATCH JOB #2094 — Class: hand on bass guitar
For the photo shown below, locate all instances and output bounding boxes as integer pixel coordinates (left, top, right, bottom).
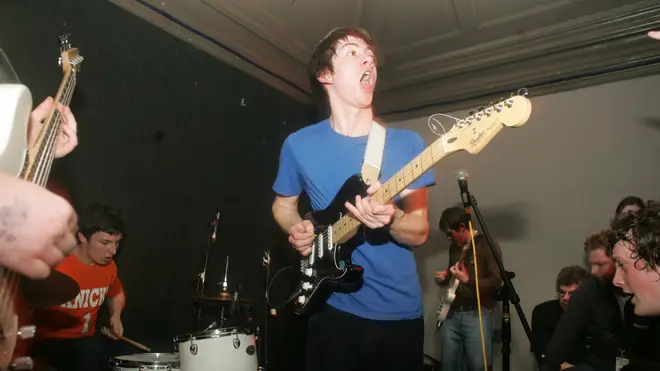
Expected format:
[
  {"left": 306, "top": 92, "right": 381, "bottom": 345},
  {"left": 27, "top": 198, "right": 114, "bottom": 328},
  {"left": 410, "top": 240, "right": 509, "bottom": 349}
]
[
  {"left": 0, "top": 172, "right": 78, "bottom": 279},
  {"left": 0, "top": 96, "right": 80, "bottom": 279},
  {"left": 28, "top": 96, "right": 78, "bottom": 158}
]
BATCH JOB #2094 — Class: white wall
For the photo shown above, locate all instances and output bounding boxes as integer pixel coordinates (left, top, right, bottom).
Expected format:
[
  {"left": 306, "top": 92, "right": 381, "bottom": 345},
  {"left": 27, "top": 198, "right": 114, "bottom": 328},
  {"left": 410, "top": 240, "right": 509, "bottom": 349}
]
[{"left": 387, "top": 73, "right": 660, "bottom": 371}]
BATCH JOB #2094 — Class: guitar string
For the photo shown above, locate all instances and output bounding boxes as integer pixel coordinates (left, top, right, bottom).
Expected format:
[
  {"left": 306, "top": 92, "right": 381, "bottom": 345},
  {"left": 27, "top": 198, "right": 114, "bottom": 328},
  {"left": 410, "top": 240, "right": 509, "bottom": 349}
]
[
  {"left": 298, "top": 142, "right": 445, "bottom": 295},
  {"left": 317, "top": 141, "right": 445, "bottom": 245},
  {"left": 1, "top": 67, "right": 78, "bottom": 325},
  {"left": 39, "top": 73, "right": 75, "bottom": 184},
  {"left": 32, "top": 70, "right": 75, "bottom": 185},
  {"left": 0, "top": 72, "right": 76, "bottom": 325},
  {"left": 310, "top": 100, "right": 519, "bottom": 249}
]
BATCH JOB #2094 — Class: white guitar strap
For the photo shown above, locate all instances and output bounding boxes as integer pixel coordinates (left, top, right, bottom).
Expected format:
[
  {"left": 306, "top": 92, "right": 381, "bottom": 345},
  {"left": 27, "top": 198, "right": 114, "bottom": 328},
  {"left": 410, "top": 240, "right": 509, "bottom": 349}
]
[{"left": 361, "top": 121, "right": 386, "bottom": 185}]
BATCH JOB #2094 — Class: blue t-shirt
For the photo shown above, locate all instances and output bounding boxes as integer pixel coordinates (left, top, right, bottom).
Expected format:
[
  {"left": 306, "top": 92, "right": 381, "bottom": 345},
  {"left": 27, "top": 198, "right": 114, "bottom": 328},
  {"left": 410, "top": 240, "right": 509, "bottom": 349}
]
[{"left": 273, "top": 119, "right": 436, "bottom": 320}]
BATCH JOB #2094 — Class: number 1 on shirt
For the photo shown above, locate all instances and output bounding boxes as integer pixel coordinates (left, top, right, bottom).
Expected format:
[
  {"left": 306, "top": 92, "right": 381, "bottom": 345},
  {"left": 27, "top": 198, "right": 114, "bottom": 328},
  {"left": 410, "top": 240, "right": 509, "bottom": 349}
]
[{"left": 82, "top": 312, "right": 91, "bottom": 333}]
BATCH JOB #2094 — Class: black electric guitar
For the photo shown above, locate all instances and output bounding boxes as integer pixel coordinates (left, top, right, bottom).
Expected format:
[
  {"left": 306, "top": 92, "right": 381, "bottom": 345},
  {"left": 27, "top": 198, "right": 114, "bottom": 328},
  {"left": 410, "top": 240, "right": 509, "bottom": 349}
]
[{"left": 292, "top": 92, "right": 533, "bottom": 316}]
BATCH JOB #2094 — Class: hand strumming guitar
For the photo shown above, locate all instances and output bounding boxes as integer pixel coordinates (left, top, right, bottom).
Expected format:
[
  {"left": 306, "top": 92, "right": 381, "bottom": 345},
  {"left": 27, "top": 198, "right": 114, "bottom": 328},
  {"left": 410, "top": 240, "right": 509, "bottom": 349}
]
[
  {"left": 27, "top": 97, "right": 78, "bottom": 158},
  {"left": 450, "top": 261, "right": 470, "bottom": 284},
  {"left": 344, "top": 181, "right": 397, "bottom": 229},
  {"left": 289, "top": 220, "right": 314, "bottom": 256}
]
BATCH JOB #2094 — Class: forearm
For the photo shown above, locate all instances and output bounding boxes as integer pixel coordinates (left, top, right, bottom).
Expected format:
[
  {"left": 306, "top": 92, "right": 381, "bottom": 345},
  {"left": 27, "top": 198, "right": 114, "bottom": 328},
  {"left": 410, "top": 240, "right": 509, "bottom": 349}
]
[
  {"left": 108, "top": 291, "right": 126, "bottom": 318},
  {"left": 272, "top": 204, "right": 302, "bottom": 233},
  {"left": 389, "top": 206, "right": 429, "bottom": 246}
]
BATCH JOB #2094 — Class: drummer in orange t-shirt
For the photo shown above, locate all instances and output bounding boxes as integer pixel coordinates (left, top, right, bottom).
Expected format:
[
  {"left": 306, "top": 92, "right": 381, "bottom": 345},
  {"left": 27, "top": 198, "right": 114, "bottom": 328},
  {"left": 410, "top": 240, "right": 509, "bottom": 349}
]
[{"left": 30, "top": 202, "right": 127, "bottom": 371}]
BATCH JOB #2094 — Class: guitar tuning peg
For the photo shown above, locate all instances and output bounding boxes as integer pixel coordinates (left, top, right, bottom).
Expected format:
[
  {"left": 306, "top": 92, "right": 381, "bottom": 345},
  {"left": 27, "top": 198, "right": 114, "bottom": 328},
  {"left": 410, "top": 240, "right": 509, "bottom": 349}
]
[
  {"left": 469, "top": 111, "right": 475, "bottom": 116},
  {"left": 517, "top": 88, "right": 529, "bottom": 96},
  {"left": 477, "top": 107, "right": 484, "bottom": 112}
]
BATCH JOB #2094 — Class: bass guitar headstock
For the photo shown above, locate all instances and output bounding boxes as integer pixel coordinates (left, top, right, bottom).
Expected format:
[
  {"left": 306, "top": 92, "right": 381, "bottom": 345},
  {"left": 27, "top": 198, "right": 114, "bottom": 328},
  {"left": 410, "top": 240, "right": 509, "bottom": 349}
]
[{"left": 58, "top": 34, "right": 84, "bottom": 75}]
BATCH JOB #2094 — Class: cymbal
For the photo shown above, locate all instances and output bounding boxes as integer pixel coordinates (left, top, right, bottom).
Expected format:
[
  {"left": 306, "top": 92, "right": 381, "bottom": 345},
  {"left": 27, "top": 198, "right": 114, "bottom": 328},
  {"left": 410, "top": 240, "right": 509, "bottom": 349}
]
[
  {"left": 20, "top": 270, "right": 80, "bottom": 309},
  {"left": 197, "top": 291, "right": 251, "bottom": 303}
]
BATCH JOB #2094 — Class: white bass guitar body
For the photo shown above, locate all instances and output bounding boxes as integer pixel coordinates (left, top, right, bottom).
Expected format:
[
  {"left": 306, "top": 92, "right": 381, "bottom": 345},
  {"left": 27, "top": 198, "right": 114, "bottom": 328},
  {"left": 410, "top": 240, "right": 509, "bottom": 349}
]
[{"left": 0, "top": 84, "right": 31, "bottom": 177}]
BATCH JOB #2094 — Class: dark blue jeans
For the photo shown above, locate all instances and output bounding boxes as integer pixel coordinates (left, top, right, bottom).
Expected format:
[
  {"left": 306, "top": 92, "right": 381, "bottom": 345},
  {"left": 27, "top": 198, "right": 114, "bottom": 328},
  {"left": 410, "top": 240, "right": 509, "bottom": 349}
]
[
  {"left": 305, "top": 304, "right": 424, "bottom": 371},
  {"left": 31, "top": 335, "right": 109, "bottom": 371},
  {"left": 439, "top": 308, "right": 494, "bottom": 371}
]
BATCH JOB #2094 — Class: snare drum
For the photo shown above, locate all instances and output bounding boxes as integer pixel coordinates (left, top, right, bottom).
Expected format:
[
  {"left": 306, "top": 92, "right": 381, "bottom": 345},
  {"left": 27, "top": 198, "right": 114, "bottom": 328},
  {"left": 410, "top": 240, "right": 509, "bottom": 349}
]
[
  {"left": 173, "top": 327, "right": 257, "bottom": 371},
  {"left": 111, "top": 353, "right": 180, "bottom": 370}
]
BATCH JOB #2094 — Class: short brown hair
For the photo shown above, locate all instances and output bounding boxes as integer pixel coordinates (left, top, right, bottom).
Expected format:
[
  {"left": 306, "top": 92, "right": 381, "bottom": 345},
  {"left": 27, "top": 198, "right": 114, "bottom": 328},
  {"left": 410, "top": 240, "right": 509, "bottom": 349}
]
[
  {"left": 584, "top": 229, "right": 615, "bottom": 253},
  {"left": 555, "top": 265, "right": 589, "bottom": 290},
  {"left": 308, "top": 27, "right": 376, "bottom": 101}
]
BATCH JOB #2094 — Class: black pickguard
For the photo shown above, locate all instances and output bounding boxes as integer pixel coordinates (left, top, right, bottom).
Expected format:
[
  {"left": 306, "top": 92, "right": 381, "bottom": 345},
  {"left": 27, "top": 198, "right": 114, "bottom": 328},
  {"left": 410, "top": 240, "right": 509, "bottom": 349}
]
[{"left": 294, "top": 174, "right": 378, "bottom": 316}]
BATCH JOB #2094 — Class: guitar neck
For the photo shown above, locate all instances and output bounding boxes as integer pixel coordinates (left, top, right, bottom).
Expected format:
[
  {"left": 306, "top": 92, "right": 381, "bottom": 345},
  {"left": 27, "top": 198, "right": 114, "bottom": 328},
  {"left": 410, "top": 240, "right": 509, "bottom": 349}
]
[
  {"left": 20, "top": 68, "right": 77, "bottom": 186},
  {"left": 328, "top": 94, "right": 532, "bottom": 244},
  {"left": 331, "top": 138, "right": 452, "bottom": 243}
]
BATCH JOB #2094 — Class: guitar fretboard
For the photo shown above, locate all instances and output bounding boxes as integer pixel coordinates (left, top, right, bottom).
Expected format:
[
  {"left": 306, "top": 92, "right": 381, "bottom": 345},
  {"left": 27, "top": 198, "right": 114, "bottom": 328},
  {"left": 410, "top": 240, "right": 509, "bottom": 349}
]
[
  {"left": 21, "top": 68, "right": 77, "bottom": 186},
  {"left": 331, "top": 137, "right": 452, "bottom": 243}
]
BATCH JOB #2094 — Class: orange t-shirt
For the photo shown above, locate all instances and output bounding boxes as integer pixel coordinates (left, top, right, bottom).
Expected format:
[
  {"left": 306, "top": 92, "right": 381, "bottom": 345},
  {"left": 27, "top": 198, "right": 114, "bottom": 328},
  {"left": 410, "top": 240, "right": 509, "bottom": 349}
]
[{"left": 33, "top": 253, "right": 123, "bottom": 339}]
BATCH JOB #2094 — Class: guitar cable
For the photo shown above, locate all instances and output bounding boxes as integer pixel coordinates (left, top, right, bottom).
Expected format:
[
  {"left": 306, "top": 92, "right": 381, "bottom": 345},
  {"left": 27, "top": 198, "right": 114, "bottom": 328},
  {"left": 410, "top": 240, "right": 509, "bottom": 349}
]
[
  {"left": 468, "top": 219, "right": 489, "bottom": 371},
  {"left": 266, "top": 266, "right": 302, "bottom": 309}
]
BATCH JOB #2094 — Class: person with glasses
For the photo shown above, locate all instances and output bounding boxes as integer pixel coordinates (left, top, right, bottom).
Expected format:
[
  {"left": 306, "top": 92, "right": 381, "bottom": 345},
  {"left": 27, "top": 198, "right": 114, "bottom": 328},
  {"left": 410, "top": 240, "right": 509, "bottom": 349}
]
[
  {"left": 531, "top": 265, "right": 590, "bottom": 367},
  {"left": 542, "top": 230, "right": 625, "bottom": 371}
]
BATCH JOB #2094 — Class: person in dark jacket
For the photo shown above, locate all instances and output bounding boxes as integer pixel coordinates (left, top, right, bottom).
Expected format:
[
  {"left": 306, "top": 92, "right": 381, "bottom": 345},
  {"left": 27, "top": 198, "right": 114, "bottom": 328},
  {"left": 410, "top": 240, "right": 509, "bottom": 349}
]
[
  {"left": 531, "top": 265, "right": 590, "bottom": 366},
  {"left": 541, "top": 230, "right": 624, "bottom": 371}
]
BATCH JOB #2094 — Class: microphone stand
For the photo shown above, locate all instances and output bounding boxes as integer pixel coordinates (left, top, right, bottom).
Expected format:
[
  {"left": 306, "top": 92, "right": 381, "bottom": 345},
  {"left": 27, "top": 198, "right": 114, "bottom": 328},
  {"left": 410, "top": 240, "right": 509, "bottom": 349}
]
[
  {"left": 497, "top": 270, "right": 516, "bottom": 371},
  {"left": 464, "top": 193, "right": 532, "bottom": 371}
]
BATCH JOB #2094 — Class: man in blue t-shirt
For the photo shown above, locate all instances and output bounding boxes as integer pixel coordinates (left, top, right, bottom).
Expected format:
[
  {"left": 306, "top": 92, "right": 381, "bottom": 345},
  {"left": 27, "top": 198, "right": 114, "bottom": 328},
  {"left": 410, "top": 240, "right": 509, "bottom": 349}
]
[{"left": 272, "top": 27, "right": 435, "bottom": 371}]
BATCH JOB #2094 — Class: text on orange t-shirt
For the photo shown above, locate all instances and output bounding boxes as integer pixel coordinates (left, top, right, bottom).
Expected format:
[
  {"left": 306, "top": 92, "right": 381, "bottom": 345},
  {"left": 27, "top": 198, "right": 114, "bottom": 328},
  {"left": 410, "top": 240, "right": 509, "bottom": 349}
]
[{"left": 33, "top": 253, "right": 123, "bottom": 339}]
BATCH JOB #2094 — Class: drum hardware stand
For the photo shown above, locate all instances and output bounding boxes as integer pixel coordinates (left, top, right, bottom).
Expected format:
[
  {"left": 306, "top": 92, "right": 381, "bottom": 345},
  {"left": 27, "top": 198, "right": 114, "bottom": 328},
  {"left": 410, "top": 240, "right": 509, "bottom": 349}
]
[
  {"left": 261, "top": 248, "right": 271, "bottom": 371},
  {"left": 195, "top": 210, "right": 220, "bottom": 326},
  {"left": 218, "top": 255, "right": 231, "bottom": 298}
]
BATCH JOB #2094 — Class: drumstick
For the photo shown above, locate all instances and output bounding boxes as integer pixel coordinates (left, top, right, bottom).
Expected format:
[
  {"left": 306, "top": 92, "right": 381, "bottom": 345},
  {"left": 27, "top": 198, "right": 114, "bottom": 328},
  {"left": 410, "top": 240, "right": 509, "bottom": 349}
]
[{"left": 102, "top": 326, "right": 151, "bottom": 352}]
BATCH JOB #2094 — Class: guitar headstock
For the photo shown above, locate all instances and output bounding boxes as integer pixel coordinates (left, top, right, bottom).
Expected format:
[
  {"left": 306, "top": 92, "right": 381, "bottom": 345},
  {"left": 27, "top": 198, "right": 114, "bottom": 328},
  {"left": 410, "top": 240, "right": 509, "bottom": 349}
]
[
  {"left": 441, "top": 90, "right": 532, "bottom": 154},
  {"left": 58, "top": 34, "right": 84, "bottom": 75}
]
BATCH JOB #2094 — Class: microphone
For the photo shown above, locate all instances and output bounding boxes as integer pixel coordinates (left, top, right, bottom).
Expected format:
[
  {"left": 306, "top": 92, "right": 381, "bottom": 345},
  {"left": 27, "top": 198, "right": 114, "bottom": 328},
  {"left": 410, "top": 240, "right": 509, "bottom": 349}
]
[
  {"left": 455, "top": 170, "right": 471, "bottom": 209},
  {"left": 210, "top": 210, "right": 220, "bottom": 243}
]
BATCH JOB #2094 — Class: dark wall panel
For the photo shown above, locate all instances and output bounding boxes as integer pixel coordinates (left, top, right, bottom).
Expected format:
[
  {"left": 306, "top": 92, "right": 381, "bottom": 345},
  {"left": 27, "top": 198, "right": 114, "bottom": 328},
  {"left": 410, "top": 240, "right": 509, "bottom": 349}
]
[{"left": 0, "top": 0, "right": 313, "bottom": 368}]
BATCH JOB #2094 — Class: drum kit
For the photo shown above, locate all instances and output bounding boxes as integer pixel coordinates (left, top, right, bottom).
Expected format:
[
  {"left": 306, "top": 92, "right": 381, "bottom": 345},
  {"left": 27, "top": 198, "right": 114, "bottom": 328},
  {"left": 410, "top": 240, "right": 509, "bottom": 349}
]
[
  {"left": 109, "top": 325, "right": 258, "bottom": 371},
  {"left": 107, "top": 268, "right": 260, "bottom": 371},
  {"left": 108, "top": 211, "right": 263, "bottom": 371},
  {"left": 23, "top": 211, "right": 266, "bottom": 371}
]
